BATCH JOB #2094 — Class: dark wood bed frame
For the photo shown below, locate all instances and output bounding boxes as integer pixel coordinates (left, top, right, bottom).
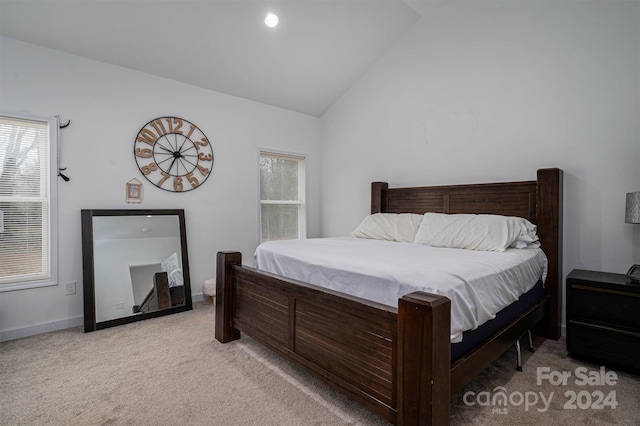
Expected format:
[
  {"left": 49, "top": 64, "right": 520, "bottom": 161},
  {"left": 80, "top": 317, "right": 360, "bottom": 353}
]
[{"left": 215, "top": 168, "right": 563, "bottom": 425}]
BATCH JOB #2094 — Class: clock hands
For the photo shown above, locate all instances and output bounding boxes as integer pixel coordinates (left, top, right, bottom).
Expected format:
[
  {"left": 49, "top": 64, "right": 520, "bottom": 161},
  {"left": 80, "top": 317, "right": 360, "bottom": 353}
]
[
  {"left": 169, "top": 158, "right": 179, "bottom": 175},
  {"left": 154, "top": 134, "right": 202, "bottom": 176}
]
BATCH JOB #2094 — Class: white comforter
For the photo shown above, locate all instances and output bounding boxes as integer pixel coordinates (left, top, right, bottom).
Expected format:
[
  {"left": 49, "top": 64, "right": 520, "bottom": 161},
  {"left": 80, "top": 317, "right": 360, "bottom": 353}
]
[{"left": 254, "top": 237, "right": 547, "bottom": 343}]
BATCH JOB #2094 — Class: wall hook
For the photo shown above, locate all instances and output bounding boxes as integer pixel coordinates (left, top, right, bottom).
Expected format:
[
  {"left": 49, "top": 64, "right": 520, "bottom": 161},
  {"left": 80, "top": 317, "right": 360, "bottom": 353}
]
[
  {"left": 58, "top": 168, "right": 70, "bottom": 182},
  {"left": 56, "top": 115, "right": 71, "bottom": 181}
]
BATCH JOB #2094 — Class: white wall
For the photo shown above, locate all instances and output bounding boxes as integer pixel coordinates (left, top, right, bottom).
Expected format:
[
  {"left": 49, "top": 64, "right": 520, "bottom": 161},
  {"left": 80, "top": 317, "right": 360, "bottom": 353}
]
[
  {"left": 320, "top": 0, "right": 640, "bottom": 328},
  {"left": 0, "top": 37, "right": 320, "bottom": 340}
]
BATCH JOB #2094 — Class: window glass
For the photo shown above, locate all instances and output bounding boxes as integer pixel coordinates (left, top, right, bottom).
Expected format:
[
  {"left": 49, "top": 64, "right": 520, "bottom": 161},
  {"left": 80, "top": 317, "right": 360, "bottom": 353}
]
[
  {"left": 261, "top": 204, "right": 299, "bottom": 242},
  {"left": 260, "top": 156, "right": 298, "bottom": 201}
]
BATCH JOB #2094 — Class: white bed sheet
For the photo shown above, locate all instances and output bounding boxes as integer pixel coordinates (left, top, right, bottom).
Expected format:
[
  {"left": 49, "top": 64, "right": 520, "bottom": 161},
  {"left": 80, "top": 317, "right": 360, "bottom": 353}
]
[{"left": 254, "top": 237, "right": 547, "bottom": 343}]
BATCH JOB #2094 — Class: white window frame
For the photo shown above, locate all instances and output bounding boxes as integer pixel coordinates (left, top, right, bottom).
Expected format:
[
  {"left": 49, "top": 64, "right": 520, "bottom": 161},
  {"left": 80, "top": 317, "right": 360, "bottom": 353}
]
[
  {"left": 257, "top": 149, "right": 306, "bottom": 244},
  {"left": 0, "top": 112, "right": 58, "bottom": 292}
]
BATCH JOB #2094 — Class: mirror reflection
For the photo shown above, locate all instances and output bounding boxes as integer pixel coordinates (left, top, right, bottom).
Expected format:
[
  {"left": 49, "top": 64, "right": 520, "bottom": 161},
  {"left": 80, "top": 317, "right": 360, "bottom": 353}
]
[{"left": 82, "top": 209, "right": 192, "bottom": 332}]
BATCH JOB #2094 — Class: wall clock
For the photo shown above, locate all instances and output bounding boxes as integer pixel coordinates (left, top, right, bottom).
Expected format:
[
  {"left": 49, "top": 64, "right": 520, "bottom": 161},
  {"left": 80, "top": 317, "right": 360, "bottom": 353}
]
[{"left": 134, "top": 116, "right": 213, "bottom": 192}]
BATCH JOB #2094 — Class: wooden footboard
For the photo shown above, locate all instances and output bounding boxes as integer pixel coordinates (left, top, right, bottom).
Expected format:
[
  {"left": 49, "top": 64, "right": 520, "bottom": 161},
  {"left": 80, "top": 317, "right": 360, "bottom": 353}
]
[{"left": 215, "top": 251, "right": 452, "bottom": 424}]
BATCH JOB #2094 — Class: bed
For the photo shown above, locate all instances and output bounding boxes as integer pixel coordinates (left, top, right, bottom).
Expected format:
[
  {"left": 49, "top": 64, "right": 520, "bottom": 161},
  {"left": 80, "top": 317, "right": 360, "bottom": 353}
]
[{"left": 215, "top": 168, "right": 562, "bottom": 425}]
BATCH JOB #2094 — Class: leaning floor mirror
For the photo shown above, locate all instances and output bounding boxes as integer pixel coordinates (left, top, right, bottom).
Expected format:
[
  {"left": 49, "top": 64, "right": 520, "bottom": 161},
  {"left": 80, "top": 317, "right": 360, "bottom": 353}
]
[{"left": 81, "top": 209, "right": 192, "bottom": 332}]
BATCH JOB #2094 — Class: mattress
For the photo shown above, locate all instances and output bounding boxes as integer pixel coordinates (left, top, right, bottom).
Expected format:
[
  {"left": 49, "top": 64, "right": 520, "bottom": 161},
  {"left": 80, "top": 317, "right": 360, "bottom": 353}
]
[
  {"left": 451, "top": 280, "right": 544, "bottom": 361},
  {"left": 255, "top": 237, "right": 548, "bottom": 343}
]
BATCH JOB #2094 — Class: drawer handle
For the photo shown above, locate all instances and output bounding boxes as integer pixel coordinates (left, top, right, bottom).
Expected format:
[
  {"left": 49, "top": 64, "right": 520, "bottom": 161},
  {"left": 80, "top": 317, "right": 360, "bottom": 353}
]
[
  {"left": 571, "top": 284, "right": 640, "bottom": 298},
  {"left": 570, "top": 320, "right": 640, "bottom": 338}
]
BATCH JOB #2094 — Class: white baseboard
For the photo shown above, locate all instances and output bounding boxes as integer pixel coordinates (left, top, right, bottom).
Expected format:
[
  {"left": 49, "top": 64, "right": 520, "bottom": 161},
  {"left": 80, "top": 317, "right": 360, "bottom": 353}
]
[
  {"left": 0, "top": 316, "right": 84, "bottom": 342},
  {"left": 1, "top": 294, "right": 208, "bottom": 342}
]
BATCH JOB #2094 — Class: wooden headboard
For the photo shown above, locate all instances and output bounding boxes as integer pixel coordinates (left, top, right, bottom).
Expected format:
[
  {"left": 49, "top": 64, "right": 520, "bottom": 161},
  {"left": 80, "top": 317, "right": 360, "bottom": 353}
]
[{"left": 370, "top": 168, "right": 563, "bottom": 340}]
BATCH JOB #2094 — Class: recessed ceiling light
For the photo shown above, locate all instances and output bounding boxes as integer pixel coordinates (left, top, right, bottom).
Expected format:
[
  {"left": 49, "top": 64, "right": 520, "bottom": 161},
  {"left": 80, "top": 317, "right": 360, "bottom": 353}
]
[{"left": 264, "top": 13, "right": 279, "bottom": 28}]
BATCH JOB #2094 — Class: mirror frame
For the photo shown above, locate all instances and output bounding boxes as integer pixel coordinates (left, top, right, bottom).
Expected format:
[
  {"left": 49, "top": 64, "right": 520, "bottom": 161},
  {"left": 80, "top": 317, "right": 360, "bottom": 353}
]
[{"left": 81, "top": 209, "right": 192, "bottom": 332}]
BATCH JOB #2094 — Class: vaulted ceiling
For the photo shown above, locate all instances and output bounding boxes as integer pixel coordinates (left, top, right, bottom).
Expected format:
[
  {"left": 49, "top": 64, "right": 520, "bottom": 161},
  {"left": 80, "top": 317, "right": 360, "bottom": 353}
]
[{"left": 0, "top": 1, "right": 438, "bottom": 117}]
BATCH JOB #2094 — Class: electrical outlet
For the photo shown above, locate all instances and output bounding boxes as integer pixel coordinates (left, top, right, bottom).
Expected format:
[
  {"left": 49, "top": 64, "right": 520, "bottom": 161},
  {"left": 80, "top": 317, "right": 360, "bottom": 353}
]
[{"left": 65, "top": 281, "right": 76, "bottom": 295}]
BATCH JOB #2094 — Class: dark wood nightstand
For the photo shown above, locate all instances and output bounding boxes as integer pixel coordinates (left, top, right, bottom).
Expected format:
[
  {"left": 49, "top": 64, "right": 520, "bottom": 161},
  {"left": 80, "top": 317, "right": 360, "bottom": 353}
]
[{"left": 566, "top": 269, "right": 640, "bottom": 371}]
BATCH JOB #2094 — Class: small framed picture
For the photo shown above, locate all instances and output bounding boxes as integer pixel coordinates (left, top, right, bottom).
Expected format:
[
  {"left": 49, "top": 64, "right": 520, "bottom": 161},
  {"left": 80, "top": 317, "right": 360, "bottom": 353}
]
[{"left": 126, "top": 178, "right": 143, "bottom": 203}]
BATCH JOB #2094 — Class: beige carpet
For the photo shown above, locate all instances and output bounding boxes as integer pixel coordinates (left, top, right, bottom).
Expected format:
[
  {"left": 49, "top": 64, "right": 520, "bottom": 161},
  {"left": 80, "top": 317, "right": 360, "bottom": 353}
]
[{"left": 1, "top": 302, "right": 638, "bottom": 425}]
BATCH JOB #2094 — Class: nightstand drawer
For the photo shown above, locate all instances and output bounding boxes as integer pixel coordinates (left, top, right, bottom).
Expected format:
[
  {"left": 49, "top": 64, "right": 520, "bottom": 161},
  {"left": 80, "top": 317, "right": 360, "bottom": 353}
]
[
  {"left": 569, "top": 285, "right": 640, "bottom": 329},
  {"left": 567, "top": 321, "right": 640, "bottom": 369}
]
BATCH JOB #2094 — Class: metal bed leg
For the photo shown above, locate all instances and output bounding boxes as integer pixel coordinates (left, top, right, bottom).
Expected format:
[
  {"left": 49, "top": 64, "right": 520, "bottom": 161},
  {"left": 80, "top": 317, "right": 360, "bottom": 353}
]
[{"left": 515, "top": 330, "right": 534, "bottom": 372}]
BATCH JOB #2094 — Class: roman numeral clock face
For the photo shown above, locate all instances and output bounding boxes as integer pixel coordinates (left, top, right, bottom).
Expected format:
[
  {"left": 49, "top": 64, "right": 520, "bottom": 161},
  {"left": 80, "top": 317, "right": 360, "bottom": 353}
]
[{"left": 134, "top": 117, "right": 213, "bottom": 192}]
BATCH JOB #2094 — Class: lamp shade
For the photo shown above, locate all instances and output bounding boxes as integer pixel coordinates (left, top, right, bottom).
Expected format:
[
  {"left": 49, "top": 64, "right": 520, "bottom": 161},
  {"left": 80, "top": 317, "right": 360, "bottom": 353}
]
[{"left": 626, "top": 192, "right": 640, "bottom": 223}]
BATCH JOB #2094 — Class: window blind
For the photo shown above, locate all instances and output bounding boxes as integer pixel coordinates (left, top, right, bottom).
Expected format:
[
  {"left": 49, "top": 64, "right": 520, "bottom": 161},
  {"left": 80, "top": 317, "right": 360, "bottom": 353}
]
[{"left": 0, "top": 116, "right": 51, "bottom": 285}]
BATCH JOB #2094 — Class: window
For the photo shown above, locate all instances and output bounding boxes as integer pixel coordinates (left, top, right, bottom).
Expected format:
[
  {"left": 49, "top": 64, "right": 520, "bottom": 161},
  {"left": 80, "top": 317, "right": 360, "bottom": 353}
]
[
  {"left": 0, "top": 114, "right": 58, "bottom": 291},
  {"left": 259, "top": 151, "right": 306, "bottom": 243}
]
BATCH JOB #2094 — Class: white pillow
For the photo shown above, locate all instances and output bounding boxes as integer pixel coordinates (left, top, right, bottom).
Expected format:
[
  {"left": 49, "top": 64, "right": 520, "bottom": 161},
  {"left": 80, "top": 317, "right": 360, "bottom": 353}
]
[
  {"left": 351, "top": 213, "right": 423, "bottom": 243},
  {"left": 510, "top": 225, "right": 541, "bottom": 249},
  {"left": 413, "top": 213, "right": 539, "bottom": 252}
]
